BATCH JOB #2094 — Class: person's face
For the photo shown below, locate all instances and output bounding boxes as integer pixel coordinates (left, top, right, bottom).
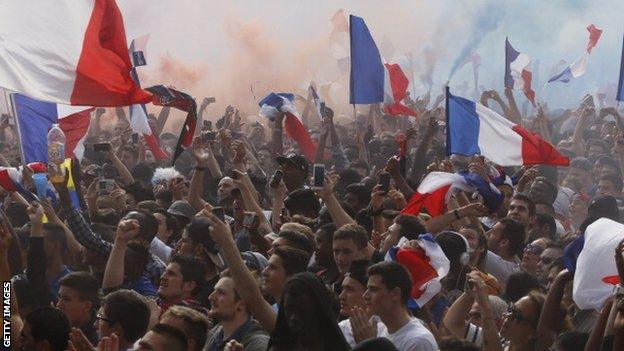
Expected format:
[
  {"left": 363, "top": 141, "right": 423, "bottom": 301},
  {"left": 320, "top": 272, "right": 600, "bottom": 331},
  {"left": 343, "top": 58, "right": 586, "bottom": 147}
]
[
  {"left": 258, "top": 150, "right": 271, "bottom": 166},
  {"left": 333, "top": 238, "right": 364, "bottom": 274},
  {"left": 158, "top": 263, "right": 190, "bottom": 302},
  {"left": 507, "top": 199, "right": 532, "bottom": 226},
  {"left": 268, "top": 236, "right": 288, "bottom": 257},
  {"left": 0, "top": 147, "right": 11, "bottom": 160},
  {"left": 339, "top": 276, "right": 367, "bottom": 317},
  {"left": 459, "top": 228, "right": 482, "bottom": 265},
  {"left": 546, "top": 265, "right": 563, "bottom": 291},
  {"left": 485, "top": 222, "right": 506, "bottom": 254},
  {"left": 283, "top": 289, "right": 319, "bottom": 338},
  {"left": 528, "top": 180, "right": 553, "bottom": 205},
  {"left": 363, "top": 275, "right": 395, "bottom": 317},
  {"left": 537, "top": 248, "right": 562, "bottom": 282},
  {"left": 500, "top": 296, "right": 538, "bottom": 342},
  {"left": 56, "top": 286, "right": 92, "bottom": 326},
  {"left": 95, "top": 306, "right": 114, "bottom": 340},
  {"left": 136, "top": 331, "right": 170, "bottom": 351},
  {"left": 314, "top": 230, "right": 333, "bottom": 267},
  {"left": 281, "top": 162, "right": 305, "bottom": 188},
  {"left": 521, "top": 240, "right": 546, "bottom": 275},
  {"left": 208, "top": 277, "right": 242, "bottom": 321},
  {"left": 598, "top": 179, "right": 617, "bottom": 196},
  {"left": 344, "top": 192, "right": 364, "bottom": 213},
  {"left": 568, "top": 167, "right": 590, "bottom": 186},
  {"left": 261, "top": 254, "right": 288, "bottom": 298},
  {"left": 217, "top": 178, "right": 235, "bottom": 203},
  {"left": 174, "top": 230, "right": 195, "bottom": 256},
  {"left": 233, "top": 198, "right": 245, "bottom": 223}
]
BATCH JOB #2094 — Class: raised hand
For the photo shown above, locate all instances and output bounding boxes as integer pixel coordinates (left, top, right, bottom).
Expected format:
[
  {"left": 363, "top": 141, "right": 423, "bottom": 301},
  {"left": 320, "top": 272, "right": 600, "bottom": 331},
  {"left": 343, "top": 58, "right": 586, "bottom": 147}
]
[
  {"left": 204, "top": 211, "right": 233, "bottom": 245},
  {"left": 27, "top": 202, "right": 44, "bottom": 227},
  {"left": 191, "top": 136, "right": 211, "bottom": 165},
  {"left": 115, "top": 219, "right": 140, "bottom": 243}
]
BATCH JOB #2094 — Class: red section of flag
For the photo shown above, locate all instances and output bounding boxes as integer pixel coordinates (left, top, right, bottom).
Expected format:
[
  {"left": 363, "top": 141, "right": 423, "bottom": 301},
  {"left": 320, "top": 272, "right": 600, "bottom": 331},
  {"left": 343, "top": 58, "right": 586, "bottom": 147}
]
[
  {"left": 521, "top": 69, "right": 536, "bottom": 106},
  {"left": 400, "top": 185, "right": 451, "bottom": 217},
  {"left": 143, "top": 134, "right": 169, "bottom": 161},
  {"left": 284, "top": 112, "right": 318, "bottom": 162},
  {"left": 586, "top": 24, "right": 603, "bottom": 54},
  {"left": 511, "top": 125, "right": 570, "bottom": 166},
  {"left": 58, "top": 109, "right": 93, "bottom": 157},
  {"left": 0, "top": 170, "right": 18, "bottom": 192},
  {"left": 396, "top": 248, "right": 438, "bottom": 299},
  {"left": 384, "top": 63, "right": 417, "bottom": 117},
  {"left": 70, "top": 0, "right": 152, "bottom": 106},
  {"left": 602, "top": 275, "right": 620, "bottom": 285},
  {"left": 330, "top": 9, "right": 348, "bottom": 34}
]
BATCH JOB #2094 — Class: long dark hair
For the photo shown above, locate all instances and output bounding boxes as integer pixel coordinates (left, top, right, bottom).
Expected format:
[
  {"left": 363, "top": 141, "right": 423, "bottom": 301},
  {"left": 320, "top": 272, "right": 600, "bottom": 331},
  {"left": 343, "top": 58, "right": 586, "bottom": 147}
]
[{"left": 268, "top": 272, "right": 350, "bottom": 351}]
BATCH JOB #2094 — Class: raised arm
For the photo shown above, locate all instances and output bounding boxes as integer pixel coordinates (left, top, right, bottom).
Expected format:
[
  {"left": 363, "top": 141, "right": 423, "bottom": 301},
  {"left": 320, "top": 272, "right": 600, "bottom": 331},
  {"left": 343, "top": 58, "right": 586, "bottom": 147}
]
[
  {"left": 108, "top": 148, "right": 135, "bottom": 185},
  {"left": 536, "top": 269, "right": 572, "bottom": 350},
  {"left": 502, "top": 88, "right": 522, "bottom": 125},
  {"left": 187, "top": 137, "right": 217, "bottom": 211},
  {"left": 271, "top": 112, "right": 285, "bottom": 158},
  {"left": 571, "top": 107, "right": 591, "bottom": 156},
  {"left": 318, "top": 175, "right": 355, "bottom": 227},
  {"left": 442, "top": 291, "right": 476, "bottom": 339},
  {"left": 41, "top": 200, "right": 83, "bottom": 256},
  {"left": 204, "top": 210, "right": 277, "bottom": 332},
  {"left": 425, "top": 203, "right": 488, "bottom": 234},
  {"left": 102, "top": 219, "right": 139, "bottom": 290},
  {"left": 26, "top": 202, "right": 53, "bottom": 308}
]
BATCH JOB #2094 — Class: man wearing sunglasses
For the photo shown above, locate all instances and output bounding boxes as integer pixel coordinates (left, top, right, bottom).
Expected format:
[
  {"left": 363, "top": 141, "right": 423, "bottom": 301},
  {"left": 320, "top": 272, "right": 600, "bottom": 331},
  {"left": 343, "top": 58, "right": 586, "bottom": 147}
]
[
  {"left": 536, "top": 243, "right": 564, "bottom": 286},
  {"left": 520, "top": 238, "right": 549, "bottom": 276}
]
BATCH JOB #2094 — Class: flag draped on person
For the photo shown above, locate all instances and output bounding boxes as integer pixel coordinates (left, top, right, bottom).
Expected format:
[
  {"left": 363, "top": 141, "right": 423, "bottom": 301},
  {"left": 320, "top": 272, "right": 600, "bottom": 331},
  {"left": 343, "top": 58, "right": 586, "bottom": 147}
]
[
  {"left": 349, "top": 15, "right": 417, "bottom": 116},
  {"left": 0, "top": 0, "right": 151, "bottom": 106},
  {"left": 548, "top": 24, "right": 603, "bottom": 83},
  {"left": 505, "top": 38, "right": 536, "bottom": 106},
  {"left": 446, "top": 88, "right": 569, "bottom": 166},
  {"left": 127, "top": 35, "right": 169, "bottom": 161},
  {"left": 12, "top": 94, "right": 92, "bottom": 163},
  {"left": 259, "top": 93, "right": 317, "bottom": 161},
  {"left": 145, "top": 86, "right": 196, "bottom": 165}
]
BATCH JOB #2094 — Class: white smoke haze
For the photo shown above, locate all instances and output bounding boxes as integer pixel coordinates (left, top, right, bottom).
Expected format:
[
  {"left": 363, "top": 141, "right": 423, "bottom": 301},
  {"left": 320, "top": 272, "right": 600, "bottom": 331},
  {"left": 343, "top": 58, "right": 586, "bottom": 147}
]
[{"left": 117, "top": 0, "right": 624, "bottom": 130}]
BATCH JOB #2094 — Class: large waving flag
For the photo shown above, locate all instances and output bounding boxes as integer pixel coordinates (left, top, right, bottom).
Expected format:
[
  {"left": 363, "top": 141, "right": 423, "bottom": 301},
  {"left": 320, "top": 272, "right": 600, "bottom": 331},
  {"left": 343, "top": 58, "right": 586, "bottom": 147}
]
[
  {"left": 128, "top": 36, "right": 169, "bottom": 161},
  {"left": 446, "top": 89, "right": 569, "bottom": 166},
  {"left": 505, "top": 38, "right": 536, "bottom": 106},
  {"left": 401, "top": 171, "right": 503, "bottom": 217},
  {"left": 12, "top": 94, "right": 92, "bottom": 163},
  {"left": 259, "top": 93, "right": 317, "bottom": 161},
  {"left": 387, "top": 234, "right": 450, "bottom": 309},
  {"left": 548, "top": 24, "right": 602, "bottom": 84},
  {"left": 0, "top": 0, "right": 152, "bottom": 106},
  {"left": 572, "top": 218, "right": 624, "bottom": 310},
  {"left": 349, "top": 15, "right": 417, "bottom": 116}
]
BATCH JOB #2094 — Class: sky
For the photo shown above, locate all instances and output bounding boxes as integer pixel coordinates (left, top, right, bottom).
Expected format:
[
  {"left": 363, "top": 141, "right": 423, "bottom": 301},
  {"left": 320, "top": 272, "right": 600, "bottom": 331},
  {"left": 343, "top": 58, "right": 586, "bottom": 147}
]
[{"left": 116, "top": 0, "right": 624, "bottom": 122}]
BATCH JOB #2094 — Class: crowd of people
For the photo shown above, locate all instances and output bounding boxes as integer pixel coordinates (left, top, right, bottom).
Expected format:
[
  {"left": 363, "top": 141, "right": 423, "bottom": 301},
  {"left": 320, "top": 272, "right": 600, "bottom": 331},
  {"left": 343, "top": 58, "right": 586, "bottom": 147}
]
[{"left": 0, "top": 86, "right": 624, "bottom": 351}]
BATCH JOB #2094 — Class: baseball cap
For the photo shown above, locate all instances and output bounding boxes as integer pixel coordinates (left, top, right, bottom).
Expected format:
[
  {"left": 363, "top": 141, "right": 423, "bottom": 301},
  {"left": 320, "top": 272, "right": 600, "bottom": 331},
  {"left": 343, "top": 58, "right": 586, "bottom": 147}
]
[
  {"left": 167, "top": 200, "right": 196, "bottom": 219},
  {"left": 276, "top": 153, "right": 309, "bottom": 174},
  {"left": 186, "top": 217, "right": 225, "bottom": 269},
  {"left": 241, "top": 251, "right": 268, "bottom": 272}
]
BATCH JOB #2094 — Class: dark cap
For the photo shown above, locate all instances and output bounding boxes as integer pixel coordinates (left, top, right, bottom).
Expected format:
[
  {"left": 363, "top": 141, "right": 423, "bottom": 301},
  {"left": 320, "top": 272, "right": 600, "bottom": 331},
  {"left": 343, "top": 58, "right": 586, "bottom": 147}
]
[
  {"left": 570, "top": 157, "right": 591, "bottom": 172},
  {"left": 167, "top": 200, "right": 196, "bottom": 219},
  {"left": 187, "top": 217, "right": 225, "bottom": 269},
  {"left": 241, "top": 251, "right": 269, "bottom": 272},
  {"left": 276, "top": 153, "right": 309, "bottom": 174}
]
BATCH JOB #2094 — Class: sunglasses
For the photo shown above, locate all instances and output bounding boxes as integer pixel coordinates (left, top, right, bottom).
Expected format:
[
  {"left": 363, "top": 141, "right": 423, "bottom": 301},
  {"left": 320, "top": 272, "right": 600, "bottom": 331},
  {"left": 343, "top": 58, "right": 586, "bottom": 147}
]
[
  {"left": 524, "top": 244, "right": 544, "bottom": 255},
  {"left": 96, "top": 313, "right": 115, "bottom": 324},
  {"left": 505, "top": 304, "right": 536, "bottom": 327}
]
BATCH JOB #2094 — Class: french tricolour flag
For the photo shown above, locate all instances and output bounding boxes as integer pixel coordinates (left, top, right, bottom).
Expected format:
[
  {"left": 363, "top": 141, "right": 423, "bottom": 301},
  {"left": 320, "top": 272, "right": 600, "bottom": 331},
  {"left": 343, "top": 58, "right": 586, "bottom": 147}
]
[
  {"left": 349, "top": 15, "right": 417, "bottom": 116},
  {"left": 401, "top": 171, "right": 503, "bottom": 218},
  {"left": 446, "top": 89, "right": 569, "bottom": 167},
  {"left": 548, "top": 24, "right": 602, "bottom": 84},
  {"left": 259, "top": 93, "right": 317, "bottom": 161},
  {"left": 12, "top": 94, "right": 92, "bottom": 164},
  {"left": 0, "top": 0, "right": 151, "bottom": 106},
  {"left": 505, "top": 38, "right": 536, "bottom": 106}
]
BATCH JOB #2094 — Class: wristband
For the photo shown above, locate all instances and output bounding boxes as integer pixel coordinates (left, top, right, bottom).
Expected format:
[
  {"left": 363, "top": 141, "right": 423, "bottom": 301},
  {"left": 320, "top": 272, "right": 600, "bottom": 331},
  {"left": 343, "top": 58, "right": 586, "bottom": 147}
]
[{"left": 194, "top": 166, "right": 206, "bottom": 171}]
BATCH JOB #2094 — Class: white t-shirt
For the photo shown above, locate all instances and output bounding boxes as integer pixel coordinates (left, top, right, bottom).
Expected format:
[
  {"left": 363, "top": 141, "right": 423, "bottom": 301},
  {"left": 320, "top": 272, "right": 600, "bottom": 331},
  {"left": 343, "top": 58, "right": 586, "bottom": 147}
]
[
  {"left": 377, "top": 317, "right": 437, "bottom": 351},
  {"left": 483, "top": 250, "right": 520, "bottom": 288},
  {"left": 150, "top": 237, "right": 172, "bottom": 263}
]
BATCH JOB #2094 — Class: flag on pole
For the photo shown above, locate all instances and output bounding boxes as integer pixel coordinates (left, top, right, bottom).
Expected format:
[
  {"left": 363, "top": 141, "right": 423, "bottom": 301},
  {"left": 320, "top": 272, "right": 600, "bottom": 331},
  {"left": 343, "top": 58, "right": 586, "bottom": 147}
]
[
  {"left": 128, "top": 36, "right": 169, "bottom": 161},
  {"left": 446, "top": 88, "right": 569, "bottom": 166},
  {"left": 0, "top": 167, "right": 37, "bottom": 203},
  {"left": 145, "top": 86, "right": 196, "bottom": 165},
  {"left": 349, "top": 15, "right": 417, "bottom": 116},
  {"left": 259, "top": 93, "right": 317, "bottom": 161},
  {"left": 505, "top": 38, "right": 536, "bottom": 106},
  {"left": 548, "top": 24, "right": 602, "bottom": 83},
  {"left": 12, "top": 94, "right": 92, "bottom": 163},
  {"left": 0, "top": 0, "right": 152, "bottom": 106},
  {"left": 309, "top": 85, "right": 324, "bottom": 118},
  {"left": 617, "top": 35, "right": 624, "bottom": 102}
]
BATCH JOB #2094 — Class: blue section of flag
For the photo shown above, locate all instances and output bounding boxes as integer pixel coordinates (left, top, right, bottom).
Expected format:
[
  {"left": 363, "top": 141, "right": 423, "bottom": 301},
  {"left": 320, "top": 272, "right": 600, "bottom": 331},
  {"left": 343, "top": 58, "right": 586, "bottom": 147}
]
[
  {"left": 258, "top": 93, "right": 294, "bottom": 109},
  {"left": 617, "top": 35, "right": 624, "bottom": 102},
  {"left": 504, "top": 38, "right": 520, "bottom": 88},
  {"left": 13, "top": 94, "right": 58, "bottom": 163},
  {"left": 459, "top": 171, "right": 504, "bottom": 212},
  {"left": 349, "top": 15, "right": 384, "bottom": 104},
  {"left": 445, "top": 89, "right": 481, "bottom": 157},
  {"left": 548, "top": 66, "right": 573, "bottom": 83},
  {"left": 563, "top": 234, "right": 585, "bottom": 273}
]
